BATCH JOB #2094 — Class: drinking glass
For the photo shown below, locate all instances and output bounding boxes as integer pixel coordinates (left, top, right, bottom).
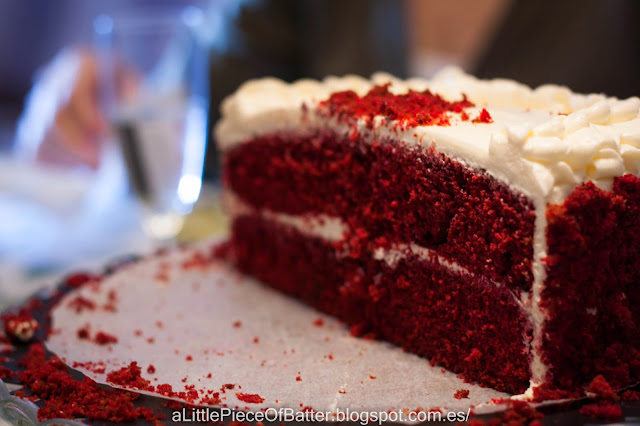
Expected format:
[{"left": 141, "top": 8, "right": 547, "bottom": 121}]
[{"left": 94, "top": 6, "right": 209, "bottom": 241}]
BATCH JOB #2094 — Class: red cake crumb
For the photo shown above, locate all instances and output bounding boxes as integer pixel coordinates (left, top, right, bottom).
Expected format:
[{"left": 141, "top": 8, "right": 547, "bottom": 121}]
[
  {"left": 233, "top": 320, "right": 242, "bottom": 328},
  {"left": 106, "top": 362, "right": 151, "bottom": 390},
  {"left": 107, "top": 289, "right": 117, "bottom": 302},
  {"left": 585, "top": 375, "right": 618, "bottom": 401},
  {"left": 1, "top": 309, "right": 38, "bottom": 342},
  {"left": 621, "top": 390, "right": 640, "bottom": 401},
  {"left": 484, "top": 400, "right": 543, "bottom": 426},
  {"left": 182, "top": 250, "right": 214, "bottom": 269},
  {"left": 67, "top": 296, "right": 97, "bottom": 313},
  {"left": 530, "top": 383, "right": 578, "bottom": 402},
  {"left": 64, "top": 272, "right": 95, "bottom": 288},
  {"left": 185, "top": 355, "right": 193, "bottom": 361},
  {"left": 77, "top": 326, "right": 90, "bottom": 339},
  {"left": 95, "top": 331, "right": 118, "bottom": 345},
  {"left": 156, "top": 383, "right": 173, "bottom": 396},
  {"left": 199, "top": 394, "right": 221, "bottom": 405},
  {"left": 17, "top": 344, "right": 158, "bottom": 422},
  {"left": 312, "top": 317, "right": 324, "bottom": 326},
  {"left": 103, "top": 290, "right": 118, "bottom": 312},
  {"left": 317, "top": 83, "right": 487, "bottom": 129},
  {"left": 77, "top": 327, "right": 117, "bottom": 345},
  {"left": 579, "top": 402, "right": 622, "bottom": 420},
  {"left": 236, "top": 393, "right": 264, "bottom": 404},
  {"left": 147, "top": 365, "right": 156, "bottom": 374},
  {"left": 453, "top": 389, "right": 469, "bottom": 399},
  {"left": 296, "top": 376, "right": 301, "bottom": 381},
  {"left": 472, "top": 108, "right": 493, "bottom": 124}
]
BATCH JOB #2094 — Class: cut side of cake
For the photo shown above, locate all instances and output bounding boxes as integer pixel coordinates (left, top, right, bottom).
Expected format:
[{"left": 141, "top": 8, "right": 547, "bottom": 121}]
[{"left": 215, "top": 68, "right": 640, "bottom": 398}]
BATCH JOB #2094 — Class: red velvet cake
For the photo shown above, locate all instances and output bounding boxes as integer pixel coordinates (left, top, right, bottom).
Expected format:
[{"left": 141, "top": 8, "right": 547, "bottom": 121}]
[{"left": 215, "top": 68, "right": 640, "bottom": 398}]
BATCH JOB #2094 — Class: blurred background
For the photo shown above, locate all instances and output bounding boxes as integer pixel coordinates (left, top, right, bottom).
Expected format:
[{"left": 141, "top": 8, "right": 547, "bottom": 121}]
[{"left": 0, "top": 0, "right": 638, "bottom": 310}]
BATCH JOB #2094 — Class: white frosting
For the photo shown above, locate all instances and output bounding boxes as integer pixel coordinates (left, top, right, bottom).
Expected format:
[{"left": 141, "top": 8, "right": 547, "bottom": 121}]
[
  {"left": 217, "top": 69, "right": 640, "bottom": 396},
  {"left": 528, "top": 205, "right": 549, "bottom": 388}
]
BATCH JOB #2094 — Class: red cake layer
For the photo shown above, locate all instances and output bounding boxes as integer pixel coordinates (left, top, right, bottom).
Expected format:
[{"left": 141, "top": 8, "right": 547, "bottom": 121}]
[
  {"left": 224, "top": 131, "right": 536, "bottom": 291},
  {"left": 541, "top": 174, "right": 640, "bottom": 392},
  {"left": 227, "top": 214, "right": 533, "bottom": 394}
]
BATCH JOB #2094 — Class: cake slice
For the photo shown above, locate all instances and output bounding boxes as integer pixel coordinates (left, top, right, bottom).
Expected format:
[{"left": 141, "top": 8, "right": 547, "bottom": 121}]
[{"left": 215, "top": 68, "right": 640, "bottom": 397}]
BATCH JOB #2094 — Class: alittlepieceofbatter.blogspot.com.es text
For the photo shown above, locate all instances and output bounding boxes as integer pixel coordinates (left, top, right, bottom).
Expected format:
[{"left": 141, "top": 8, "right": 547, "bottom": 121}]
[{"left": 172, "top": 406, "right": 471, "bottom": 424}]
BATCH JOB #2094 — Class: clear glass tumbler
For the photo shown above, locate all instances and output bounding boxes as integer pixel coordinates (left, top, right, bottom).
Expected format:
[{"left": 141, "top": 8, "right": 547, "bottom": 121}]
[{"left": 94, "top": 6, "right": 209, "bottom": 241}]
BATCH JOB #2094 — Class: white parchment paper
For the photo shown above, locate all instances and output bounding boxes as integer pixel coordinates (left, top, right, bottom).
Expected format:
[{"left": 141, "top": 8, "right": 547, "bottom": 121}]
[{"left": 46, "top": 242, "right": 511, "bottom": 419}]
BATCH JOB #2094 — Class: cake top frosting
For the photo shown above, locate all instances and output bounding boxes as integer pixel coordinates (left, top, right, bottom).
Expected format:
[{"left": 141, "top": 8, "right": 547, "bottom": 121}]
[{"left": 215, "top": 67, "right": 640, "bottom": 205}]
